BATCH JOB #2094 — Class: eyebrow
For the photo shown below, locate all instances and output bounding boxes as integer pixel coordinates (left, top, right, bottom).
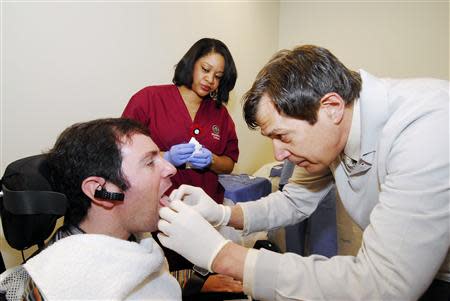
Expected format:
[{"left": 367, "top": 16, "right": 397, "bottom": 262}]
[
  {"left": 140, "top": 150, "right": 159, "bottom": 162},
  {"left": 263, "top": 128, "right": 288, "bottom": 138},
  {"left": 201, "top": 62, "right": 224, "bottom": 74}
]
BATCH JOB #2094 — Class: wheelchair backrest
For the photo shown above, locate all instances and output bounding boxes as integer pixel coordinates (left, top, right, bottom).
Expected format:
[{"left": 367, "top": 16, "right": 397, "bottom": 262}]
[{"left": 0, "top": 154, "right": 67, "bottom": 250}]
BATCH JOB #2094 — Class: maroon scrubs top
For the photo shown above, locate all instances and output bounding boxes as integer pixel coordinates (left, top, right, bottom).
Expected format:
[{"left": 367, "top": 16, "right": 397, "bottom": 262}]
[{"left": 122, "top": 84, "right": 239, "bottom": 204}]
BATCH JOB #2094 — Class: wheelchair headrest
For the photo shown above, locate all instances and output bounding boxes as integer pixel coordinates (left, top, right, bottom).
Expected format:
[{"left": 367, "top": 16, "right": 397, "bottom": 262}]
[{"left": 0, "top": 154, "right": 67, "bottom": 250}]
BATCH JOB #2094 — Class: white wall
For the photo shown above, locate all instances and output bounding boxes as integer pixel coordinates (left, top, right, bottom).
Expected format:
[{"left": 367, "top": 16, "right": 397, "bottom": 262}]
[
  {"left": 1, "top": 0, "right": 279, "bottom": 268},
  {"left": 1, "top": 1, "right": 279, "bottom": 175},
  {"left": 278, "top": 1, "right": 449, "bottom": 79}
]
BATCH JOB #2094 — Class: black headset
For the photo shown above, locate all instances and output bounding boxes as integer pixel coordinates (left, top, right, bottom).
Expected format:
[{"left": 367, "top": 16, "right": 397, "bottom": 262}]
[{"left": 94, "top": 185, "right": 124, "bottom": 201}]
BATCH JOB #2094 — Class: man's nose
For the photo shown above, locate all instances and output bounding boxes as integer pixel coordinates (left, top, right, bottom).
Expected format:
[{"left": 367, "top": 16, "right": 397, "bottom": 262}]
[
  {"left": 273, "top": 141, "right": 290, "bottom": 161},
  {"left": 162, "top": 159, "right": 176, "bottom": 177}
]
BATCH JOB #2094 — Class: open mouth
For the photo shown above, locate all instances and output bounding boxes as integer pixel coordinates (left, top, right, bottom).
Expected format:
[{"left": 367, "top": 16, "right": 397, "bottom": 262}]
[
  {"left": 159, "top": 195, "right": 171, "bottom": 207},
  {"left": 159, "top": 181, "right": 173, "bottom": 207}
]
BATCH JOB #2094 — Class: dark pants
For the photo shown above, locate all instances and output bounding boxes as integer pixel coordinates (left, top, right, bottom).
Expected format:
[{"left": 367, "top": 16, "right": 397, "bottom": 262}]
[
  {"left": 285, "top": 186, "right": 338, "bottom": 257},
  {"left": 419, "top": 279, "right": 450, "bottom": 301}
]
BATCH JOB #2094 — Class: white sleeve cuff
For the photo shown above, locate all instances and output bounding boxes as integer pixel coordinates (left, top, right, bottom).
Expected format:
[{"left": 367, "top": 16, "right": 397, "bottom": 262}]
[
  {"left": 221, "top": 205, "right": 232, "bottom": 226},
  {"left": 243, "top": 248, "right": 259, "bottom": 297},
  {"left": 237, "top": 203, "right": 251, "bottom": 235}
]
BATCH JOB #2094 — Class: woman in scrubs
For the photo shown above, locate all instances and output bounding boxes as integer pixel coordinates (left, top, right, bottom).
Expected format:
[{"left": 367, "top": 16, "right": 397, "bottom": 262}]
[{"left": 122, "top": 38, "right": 241, "bottom": 297}]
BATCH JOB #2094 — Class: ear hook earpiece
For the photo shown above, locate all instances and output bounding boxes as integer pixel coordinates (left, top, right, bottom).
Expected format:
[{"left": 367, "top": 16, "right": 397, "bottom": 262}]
[{"left": 94, "top": 185, "right": 124, "bottom": 201}]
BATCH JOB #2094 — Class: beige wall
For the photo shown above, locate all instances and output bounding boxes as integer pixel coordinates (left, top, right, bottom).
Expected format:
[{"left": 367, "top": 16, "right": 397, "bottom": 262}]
[
  {"left": 278, "top": 1, "right": 449, "bottom": 79},
  {"left": 1, "top": 1, "right": 279, "bottom": 268},
  {"left": 1, "top": 1, "right": 278, "bottom": 176}
]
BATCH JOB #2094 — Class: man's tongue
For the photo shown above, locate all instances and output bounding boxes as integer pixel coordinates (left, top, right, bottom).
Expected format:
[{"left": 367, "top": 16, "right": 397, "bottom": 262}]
[{"left": 159, "top": 195, "right": 171, "bottom": 207}]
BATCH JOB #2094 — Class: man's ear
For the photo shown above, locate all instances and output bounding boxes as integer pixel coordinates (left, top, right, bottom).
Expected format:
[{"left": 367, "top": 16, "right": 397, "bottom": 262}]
[
  {"left": 319, "top": 92, "right": 346, "bottom": 124},
  {"left": 81, "top": 176, "right": 115, "bottom": 209}
]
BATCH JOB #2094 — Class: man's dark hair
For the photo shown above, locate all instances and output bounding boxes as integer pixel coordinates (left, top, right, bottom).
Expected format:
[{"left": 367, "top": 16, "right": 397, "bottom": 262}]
[
  {"left": 173, "top": 38, "right": 237, "bottom": 107},
  {"left": 243, "top": 45, "right": 362, "bottom": 129},
  {"left": 47, "top": 118, "right": 150, "bottom": 226}
]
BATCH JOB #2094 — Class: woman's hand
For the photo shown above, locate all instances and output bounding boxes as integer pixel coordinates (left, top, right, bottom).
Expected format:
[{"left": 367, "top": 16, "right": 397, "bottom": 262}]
[
  {"left": 189, "top": 147, "right": 212, "bottom": 169},
  {"left": 163, "top": 143, "right": 195, "bottom": 166}
]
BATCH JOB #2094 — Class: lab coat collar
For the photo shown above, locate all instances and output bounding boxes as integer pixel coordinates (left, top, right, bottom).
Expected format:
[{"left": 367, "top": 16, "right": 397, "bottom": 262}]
[
  {"left": 344, "top": 98, "right": 361, "bottom": 162},
  {"left": 358, "top": 70, "right": 389, "bottom": 164}
]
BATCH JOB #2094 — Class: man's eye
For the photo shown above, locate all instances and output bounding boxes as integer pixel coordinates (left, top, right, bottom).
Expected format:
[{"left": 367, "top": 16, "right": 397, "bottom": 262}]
[
  {"left": 146, "top": 160, "right": 154, "bottom": 166},
  {"left": 202, "top": 67, "right": 209, "bottom": 72},
  {"left": 280, "top": 135, "right": 290, "bottom": 143}
]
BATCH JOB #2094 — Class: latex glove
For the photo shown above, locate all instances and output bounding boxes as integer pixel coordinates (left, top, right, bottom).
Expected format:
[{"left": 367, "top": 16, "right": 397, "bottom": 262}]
[
  {"left": 170, "top": 184, "right": 231, "bottom": 227},
  {"left": 188, "top": 147, "right": 212, "bottom": 169},
  {"left": 158, "top": 200, "right": 230, "bottom": 272},
  {"left": 163, "top": 143, "right": 195, "bottom": 166}
]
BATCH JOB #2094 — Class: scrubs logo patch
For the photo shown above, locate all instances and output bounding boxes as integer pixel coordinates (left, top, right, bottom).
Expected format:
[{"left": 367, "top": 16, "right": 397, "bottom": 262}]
[
  {"left": 211, "top": 125, "right": 220, "bottom": 140},
  {"left": 212, "top": 125, "right": 219, "bottom": 134}
]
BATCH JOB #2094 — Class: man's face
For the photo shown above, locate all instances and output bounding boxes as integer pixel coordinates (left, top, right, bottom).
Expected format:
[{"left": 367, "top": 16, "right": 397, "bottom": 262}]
[
  {"left": 256, "top": 94, "right": 344, "bottom": 174},
  {"left": 117, "top": 133, "right": 176, "bottom": 234}
]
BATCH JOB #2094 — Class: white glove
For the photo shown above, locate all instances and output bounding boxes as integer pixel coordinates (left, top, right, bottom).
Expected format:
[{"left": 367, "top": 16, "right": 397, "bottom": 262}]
[
  {"left": 157, "top": 200, "right": 230, "bottom": 272},
  {"left": 170, "top": 184, "right": 231, "bottom": 227}
]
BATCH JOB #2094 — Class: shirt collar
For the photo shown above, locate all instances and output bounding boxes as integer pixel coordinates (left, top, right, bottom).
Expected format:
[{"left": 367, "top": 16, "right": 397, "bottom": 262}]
[{"left": 343, "top": 98, "right": 361, "bottom": 162}]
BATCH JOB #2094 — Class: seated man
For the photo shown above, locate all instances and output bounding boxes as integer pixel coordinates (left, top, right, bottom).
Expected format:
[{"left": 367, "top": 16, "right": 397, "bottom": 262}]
[{"left": 0, "top": 118, "right": 181, "bottom": 300}]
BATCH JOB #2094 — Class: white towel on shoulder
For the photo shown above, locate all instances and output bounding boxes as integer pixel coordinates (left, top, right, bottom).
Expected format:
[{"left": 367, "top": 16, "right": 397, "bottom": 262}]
[{"left": 24, "top": 234, "right": 181, "bottom": 300}]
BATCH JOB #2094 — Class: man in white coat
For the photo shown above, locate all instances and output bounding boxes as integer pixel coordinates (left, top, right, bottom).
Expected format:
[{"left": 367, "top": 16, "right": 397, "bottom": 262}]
[{"left": 157, "top": 45, "right": 449, "bottom": 300}]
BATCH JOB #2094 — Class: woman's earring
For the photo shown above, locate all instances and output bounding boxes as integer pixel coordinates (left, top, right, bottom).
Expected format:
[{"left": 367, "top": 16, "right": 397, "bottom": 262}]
[{"left": 209, "top": 90, "right": 218, "bottom": 100}]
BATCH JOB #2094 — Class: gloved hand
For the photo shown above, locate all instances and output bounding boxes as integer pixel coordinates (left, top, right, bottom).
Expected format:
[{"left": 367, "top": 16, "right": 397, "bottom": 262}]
[
  {"left": 170, "top": 184, "right": 231, "bottom": 227},
  {"left": 188, "top": 147, "right": 212, "bottom": 169},
  {"left": 158, "top": 200, "right": 230, "bottom": 272},
  {"left": 163, "top": 143, "right": 195, "bottom": 167}
]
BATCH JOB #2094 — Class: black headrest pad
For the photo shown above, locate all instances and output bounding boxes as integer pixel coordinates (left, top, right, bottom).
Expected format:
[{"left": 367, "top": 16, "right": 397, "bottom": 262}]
[{"left": 0, "top": 154, "right": 67, "bottom": 250}]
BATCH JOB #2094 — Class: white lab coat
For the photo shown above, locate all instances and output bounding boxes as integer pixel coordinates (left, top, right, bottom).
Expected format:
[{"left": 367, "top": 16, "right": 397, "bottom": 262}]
[{"left": 240, "top": 70, "right": 449, "bottom": 300}]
